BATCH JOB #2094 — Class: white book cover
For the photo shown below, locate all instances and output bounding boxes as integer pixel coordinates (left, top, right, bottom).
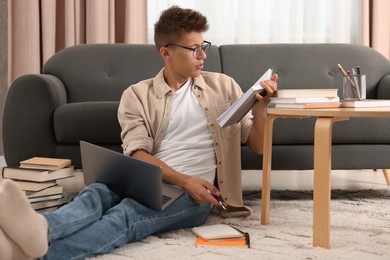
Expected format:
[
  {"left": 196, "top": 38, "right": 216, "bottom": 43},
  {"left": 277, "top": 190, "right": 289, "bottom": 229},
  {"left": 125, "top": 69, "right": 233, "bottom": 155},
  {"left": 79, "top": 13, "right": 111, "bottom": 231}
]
[
  {"left": 341, "top": 99, "right": 390, "bottom": 108},
  {"left": 270, "top": 96, "right": 340, "bottom": 104},
  {"left": 191, "top": 224, "right": 242, "bottom": 240},
  {"left": 217, "top": 68, "right": 273, "bottom": 128}
]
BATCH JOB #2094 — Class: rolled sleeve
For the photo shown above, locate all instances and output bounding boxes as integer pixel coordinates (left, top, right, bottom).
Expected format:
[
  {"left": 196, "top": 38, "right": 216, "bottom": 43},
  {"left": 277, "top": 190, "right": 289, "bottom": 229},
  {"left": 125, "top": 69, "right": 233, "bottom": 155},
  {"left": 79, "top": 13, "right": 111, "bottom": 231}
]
[{"left": 118, "top": 87, "right": 154, "bottom": 156}]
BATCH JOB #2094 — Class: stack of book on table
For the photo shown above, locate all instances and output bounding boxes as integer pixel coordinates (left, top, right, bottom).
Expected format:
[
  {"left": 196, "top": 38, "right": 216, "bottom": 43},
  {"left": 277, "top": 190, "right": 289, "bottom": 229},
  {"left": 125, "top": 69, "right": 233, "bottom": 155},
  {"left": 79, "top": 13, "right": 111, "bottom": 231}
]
[
  {"left": 270, "top": 89, "right": 341, "bottom": 109},
  {"left": 341, "top": 99, "right": 390, "bottom": 108},
  {"left": 1, "top": 157, "right": 75, "bottom": 212}
]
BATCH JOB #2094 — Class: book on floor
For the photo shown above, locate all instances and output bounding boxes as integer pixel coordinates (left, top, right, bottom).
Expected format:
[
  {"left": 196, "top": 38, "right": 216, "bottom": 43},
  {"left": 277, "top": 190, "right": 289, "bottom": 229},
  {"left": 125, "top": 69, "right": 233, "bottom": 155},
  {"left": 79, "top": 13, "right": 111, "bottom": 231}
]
[
  {"left": 276, "top": 88, "right": 338, "bottom": 98},
  {"left": 341, "top": 99, "right": 390, "bottom": 108},
  {"left": 28, "top": 194, "right": 63, "bottom": 203},
  {"left": 19, "top": 157, "right": 72, "bottom": 171},
  {"left": 274, "top": 102, "right": 341, "bottom": 109},
  {"left": 192, "top": 224, "right": 243, "bottom": 240},
  {"left": 30, "top": 197, "right": 68, "bottom": 210},
  {"left": 2, "top": 165, "right": 75, "bottom": 182},
  {"left": 25, "top": 185, "right": 64, "bottom": 199},
  {"left": 217, "top": 68, "right": 273, "bottom": 128},
  {"left": 13, "top": 179, "right": 57, "bottom": 192},
  {"left": 195, "top": 236, "right": 248, "bottom": 247},
  {"left": 192, "top": 224, "right": 249, "bottom": 248}
]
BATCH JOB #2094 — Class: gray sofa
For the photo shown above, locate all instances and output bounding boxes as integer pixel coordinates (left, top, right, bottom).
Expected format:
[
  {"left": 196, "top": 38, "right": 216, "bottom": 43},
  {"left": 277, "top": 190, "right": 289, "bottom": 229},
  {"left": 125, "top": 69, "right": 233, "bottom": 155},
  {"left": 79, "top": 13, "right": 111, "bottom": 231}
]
[{"left": 3, "top": 43, "right": 390, "bottom": 171}]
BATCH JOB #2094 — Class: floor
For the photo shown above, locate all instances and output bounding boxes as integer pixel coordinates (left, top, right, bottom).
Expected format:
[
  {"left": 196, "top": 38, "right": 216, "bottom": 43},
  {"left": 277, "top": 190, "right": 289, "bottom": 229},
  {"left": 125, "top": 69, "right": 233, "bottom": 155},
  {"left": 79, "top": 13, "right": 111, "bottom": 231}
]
[{"left": 1, "top": 156, "right": 389, "bottom": 192}]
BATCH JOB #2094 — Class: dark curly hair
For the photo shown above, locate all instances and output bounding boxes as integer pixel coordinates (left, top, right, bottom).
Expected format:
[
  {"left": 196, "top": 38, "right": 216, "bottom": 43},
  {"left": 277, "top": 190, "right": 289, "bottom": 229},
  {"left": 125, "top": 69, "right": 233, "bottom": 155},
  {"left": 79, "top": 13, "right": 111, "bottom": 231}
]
[{"left": 154, "top": 6, "right": 209, "bottom": 50}]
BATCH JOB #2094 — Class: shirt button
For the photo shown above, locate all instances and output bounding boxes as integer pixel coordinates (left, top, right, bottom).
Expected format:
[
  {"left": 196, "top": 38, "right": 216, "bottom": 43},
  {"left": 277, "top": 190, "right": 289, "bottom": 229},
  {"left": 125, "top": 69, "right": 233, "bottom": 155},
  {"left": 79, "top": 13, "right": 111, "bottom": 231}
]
[
  {"left": 204, "top": 107, "right": 208, "bottom": 111},
  {"left": 218, "top": 161, "right": 222, "bottom": 165},
  {"left": 210, "top": 123, "right": 214, "bottom": 127},
  {"left": 219, "top": 180, "right": 223, "bottom": 184},
  {"left": 215, "top": 142, "right": 219, "bottom": 146}
]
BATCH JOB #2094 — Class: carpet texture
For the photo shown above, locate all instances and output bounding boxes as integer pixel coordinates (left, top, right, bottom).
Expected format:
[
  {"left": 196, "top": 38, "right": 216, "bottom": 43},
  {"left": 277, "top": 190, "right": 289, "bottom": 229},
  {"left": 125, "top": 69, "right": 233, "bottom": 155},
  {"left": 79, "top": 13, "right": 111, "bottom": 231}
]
[{"left": 90, "top": 189, "right": 390, "bottom": 260}]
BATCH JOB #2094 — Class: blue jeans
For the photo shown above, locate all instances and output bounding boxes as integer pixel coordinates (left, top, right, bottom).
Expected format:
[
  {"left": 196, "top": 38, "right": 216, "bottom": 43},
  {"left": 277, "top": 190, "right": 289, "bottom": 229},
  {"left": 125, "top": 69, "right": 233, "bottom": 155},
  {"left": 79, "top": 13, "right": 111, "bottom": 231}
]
[{"left": 42, "top": 183, "right": 211, "bottom": 260}]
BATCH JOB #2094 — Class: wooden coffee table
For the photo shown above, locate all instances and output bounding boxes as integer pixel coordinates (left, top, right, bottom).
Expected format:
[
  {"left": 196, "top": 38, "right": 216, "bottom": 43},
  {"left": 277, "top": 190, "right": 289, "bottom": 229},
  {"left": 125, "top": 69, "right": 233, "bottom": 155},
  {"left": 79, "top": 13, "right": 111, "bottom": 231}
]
[{"left": 260, "top": 107, "right": 390, "bottom": 248}]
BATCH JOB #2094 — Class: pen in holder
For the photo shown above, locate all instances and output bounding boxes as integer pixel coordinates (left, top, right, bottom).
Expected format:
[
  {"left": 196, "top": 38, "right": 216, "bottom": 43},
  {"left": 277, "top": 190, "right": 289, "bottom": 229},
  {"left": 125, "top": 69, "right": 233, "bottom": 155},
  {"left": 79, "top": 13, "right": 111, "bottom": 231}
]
[{"left": 343, "top": 74, "right": 366, "bottom": 100}]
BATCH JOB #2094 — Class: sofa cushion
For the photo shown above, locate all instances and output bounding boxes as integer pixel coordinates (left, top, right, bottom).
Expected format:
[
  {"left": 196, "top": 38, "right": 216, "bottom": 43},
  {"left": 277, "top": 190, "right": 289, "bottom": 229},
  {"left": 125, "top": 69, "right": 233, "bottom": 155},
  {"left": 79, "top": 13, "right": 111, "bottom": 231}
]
[
  {"left": 54, "top": 102, "right": 121, "bottom": 144},
  {"left": 219, "top": 44, "right": 390, "bottom": 99},
  {"left": 43, "top": 44, "right": 222, "bottom": 103}
]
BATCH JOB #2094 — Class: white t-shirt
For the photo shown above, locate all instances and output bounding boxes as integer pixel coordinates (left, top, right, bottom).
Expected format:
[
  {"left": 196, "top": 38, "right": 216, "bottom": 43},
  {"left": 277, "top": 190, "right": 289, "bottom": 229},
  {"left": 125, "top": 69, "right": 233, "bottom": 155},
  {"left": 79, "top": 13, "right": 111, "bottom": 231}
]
[{"left": 154, "top": 79, "right": 217, "bottom": 184}]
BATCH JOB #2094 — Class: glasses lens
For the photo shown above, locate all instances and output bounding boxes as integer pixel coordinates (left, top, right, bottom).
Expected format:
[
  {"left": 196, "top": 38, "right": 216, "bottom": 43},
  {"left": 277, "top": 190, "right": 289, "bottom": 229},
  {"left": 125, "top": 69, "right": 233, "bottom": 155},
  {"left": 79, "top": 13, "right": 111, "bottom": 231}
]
[
  {"left": 202, "top": 42, "right": 211, "bottom": 53},
  {"left": 194, "top": 42, "right": 211, "bottom": 57}
]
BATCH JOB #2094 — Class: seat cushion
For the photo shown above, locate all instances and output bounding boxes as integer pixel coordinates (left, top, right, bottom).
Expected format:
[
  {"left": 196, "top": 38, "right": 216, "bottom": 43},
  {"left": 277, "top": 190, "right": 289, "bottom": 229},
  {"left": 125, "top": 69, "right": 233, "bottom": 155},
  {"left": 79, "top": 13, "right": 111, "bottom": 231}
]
[{"left": 54, "top": 102, "right": 121, "bottom": 144}]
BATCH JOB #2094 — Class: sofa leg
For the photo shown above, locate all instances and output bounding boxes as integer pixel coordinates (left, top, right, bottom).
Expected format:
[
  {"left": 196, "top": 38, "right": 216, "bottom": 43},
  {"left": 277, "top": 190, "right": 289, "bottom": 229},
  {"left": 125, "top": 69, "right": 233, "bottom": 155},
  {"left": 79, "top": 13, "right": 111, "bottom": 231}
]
[{"left": 382, "top": 169, "right": 390, "bottom": 186}]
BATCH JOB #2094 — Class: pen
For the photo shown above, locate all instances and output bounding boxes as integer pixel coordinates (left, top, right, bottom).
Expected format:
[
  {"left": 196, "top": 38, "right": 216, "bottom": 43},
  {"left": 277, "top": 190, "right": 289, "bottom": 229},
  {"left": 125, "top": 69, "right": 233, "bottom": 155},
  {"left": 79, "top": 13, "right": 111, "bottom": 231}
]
[
  {"left": 356, "top": 66, "right": 361, "bottom": 76},
  {"left": 351, "top": 68, "right": 361, "bottom": 99},
  {"left": 207, "top": 189, "right": 227, "bottom": 210},
  {"left": 230, "top": 226, "right": 250, "bottom": 248},
  {"left": 338, "top": 63, "right": 356, "bottom": 88}
]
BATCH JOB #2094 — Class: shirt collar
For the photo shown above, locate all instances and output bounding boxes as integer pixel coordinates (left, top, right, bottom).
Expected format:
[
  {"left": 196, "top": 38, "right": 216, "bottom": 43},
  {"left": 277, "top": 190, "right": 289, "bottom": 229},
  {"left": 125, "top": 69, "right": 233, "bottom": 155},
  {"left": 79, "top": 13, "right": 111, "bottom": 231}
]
[{"left": 153, "top": 69, "right": 207, "bottom": 98}]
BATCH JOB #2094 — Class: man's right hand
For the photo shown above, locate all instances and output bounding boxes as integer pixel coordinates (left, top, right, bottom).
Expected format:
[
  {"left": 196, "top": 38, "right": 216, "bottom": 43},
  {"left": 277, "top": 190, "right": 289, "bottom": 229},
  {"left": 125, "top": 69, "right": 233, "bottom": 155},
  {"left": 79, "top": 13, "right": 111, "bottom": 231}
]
[
  {"left": 179, "top": 175, "right": 227, "bottom": 208},
  {"left": 131, "top": 150, "right": 227, "bottom": 208}
]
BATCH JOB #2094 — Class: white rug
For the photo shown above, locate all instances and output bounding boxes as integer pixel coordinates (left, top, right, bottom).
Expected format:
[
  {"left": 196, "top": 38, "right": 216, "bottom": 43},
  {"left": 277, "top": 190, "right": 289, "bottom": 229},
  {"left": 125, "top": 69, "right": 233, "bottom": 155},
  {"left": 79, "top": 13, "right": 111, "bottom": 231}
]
[{"left": 89, "top": 189, "right": 390, "bottom": 260}]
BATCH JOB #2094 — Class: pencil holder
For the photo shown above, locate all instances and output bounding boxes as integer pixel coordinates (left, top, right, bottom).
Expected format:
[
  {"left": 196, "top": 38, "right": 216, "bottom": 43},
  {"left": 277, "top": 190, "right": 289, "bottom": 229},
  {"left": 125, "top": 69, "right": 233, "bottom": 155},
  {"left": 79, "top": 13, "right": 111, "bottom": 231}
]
[{"left": 342, "top": 74, "right": 366, "bottom": 100}]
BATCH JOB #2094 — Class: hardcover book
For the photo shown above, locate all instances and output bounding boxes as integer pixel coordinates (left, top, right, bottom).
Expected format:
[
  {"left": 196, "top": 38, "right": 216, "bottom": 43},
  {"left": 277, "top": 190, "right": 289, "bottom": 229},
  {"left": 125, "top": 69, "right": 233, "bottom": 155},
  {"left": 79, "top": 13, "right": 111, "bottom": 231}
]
[
  {"left": 341, "top": 99, "right": 390, "bottom": 108},
  {"left": 276, "top": 89, "right": 338, "bottom": 98},
  {"left": 217, "top": 68, "right": 273, "bottom": 128},
  {"left": 274, "top": 102, "right": 341, "bottom": 109},
  {"left": 19, "top": 157, "right": 72, "bottom": 171},
  {"left": 13, "top": 180, "right": 57, "bottom": 192},
  {"left": 2, "top": 166, "right": 75, "bottom": 182},
  {"left": 25, "top": 185, "right": 64, "bottom": 199},
  {"left": 191, "top": 224, "right": 243, "bottom": 240},
  {"left": 192, "top": 224, "right": 249, "bottom": 248}
]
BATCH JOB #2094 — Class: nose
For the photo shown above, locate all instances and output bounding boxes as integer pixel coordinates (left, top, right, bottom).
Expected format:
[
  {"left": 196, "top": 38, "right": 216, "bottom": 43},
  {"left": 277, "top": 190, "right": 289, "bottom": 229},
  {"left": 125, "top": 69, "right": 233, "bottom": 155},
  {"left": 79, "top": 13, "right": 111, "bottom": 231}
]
[{"left": 196, "top": 49, "right": 207, "bottom": 60}]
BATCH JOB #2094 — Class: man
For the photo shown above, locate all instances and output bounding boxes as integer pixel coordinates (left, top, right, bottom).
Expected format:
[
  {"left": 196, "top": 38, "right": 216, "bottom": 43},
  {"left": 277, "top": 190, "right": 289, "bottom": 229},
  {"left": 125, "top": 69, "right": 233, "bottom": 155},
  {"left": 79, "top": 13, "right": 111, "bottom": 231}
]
[{"left": 0, "top": 6, "right": 277, "bottom": 260}]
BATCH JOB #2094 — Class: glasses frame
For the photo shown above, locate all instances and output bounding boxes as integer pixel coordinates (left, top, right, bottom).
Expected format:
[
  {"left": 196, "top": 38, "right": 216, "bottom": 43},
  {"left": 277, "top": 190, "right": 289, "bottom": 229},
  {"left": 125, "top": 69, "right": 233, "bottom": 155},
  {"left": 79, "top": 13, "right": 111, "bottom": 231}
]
[{"left": 164, "top": 41, "right": 211, "bottom": 58}]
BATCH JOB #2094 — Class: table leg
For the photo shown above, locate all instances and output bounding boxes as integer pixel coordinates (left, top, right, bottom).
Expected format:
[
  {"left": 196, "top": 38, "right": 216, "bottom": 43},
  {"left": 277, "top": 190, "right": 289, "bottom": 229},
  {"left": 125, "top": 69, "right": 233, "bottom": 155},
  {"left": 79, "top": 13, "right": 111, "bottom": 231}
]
[
  {"left": 313, "top": 116, "right": 348, "bottom": 248},
  {"left": 261, "top": 115, "right": 278, "bottom": 225}
]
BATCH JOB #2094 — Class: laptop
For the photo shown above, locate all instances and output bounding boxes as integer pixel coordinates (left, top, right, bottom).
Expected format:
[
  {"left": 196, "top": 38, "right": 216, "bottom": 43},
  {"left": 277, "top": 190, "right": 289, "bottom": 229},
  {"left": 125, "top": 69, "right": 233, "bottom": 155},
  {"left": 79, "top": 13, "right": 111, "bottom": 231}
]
[{"left": 80, "top": 141, "right": 184, "bottom": 211}]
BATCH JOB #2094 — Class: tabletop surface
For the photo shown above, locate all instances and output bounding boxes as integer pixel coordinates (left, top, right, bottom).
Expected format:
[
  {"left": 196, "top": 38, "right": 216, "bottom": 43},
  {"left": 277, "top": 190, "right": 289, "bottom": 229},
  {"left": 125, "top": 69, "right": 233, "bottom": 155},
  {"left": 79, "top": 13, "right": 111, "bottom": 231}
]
[{"left": 267, "top": 107, "right": 390, "bottom": 118}]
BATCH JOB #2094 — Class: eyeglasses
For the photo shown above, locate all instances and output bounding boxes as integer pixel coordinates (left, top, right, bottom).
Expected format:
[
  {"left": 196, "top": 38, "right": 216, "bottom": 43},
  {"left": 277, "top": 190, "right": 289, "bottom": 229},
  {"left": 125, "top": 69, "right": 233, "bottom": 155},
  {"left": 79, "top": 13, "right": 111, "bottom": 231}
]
[{"left": 164, "top": 41, "right": 211, "bottom": 58}]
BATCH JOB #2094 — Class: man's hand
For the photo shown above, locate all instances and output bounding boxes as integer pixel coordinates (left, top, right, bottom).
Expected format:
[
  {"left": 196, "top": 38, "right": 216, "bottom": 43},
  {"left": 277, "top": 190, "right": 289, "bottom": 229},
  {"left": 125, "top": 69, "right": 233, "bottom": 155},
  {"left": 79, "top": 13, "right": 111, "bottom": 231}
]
[
  {"left": 179, "top": 175, "right": 227, "bottom": 208},
  {"left": 246, "top": 73, "right": 278, "bottom": 154},
  {"left": 253, "top": 73, "right": 278, "bottom": 112},
  {"left": 131, "top": 150, "right": 228, "bottom": 208}
]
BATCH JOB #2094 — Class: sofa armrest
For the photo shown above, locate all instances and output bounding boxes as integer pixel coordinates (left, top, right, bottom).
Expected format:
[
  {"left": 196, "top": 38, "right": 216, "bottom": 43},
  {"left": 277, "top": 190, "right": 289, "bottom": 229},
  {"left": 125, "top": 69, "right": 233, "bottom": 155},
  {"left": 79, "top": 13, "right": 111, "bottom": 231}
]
[
  {"left": 377, "top": 75, "right": 390, "bottom": 99},
  {"left": 3, "top": 74, "right": 67, "bottom": 167}
]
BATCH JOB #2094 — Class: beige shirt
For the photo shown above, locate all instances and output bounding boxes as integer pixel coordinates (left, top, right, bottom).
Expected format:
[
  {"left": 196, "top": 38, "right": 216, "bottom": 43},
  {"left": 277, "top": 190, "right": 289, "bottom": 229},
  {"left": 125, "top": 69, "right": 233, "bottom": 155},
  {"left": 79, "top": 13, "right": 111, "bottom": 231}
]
[{"left": 118, "top": 69, "right": 253, "bottom": 217}]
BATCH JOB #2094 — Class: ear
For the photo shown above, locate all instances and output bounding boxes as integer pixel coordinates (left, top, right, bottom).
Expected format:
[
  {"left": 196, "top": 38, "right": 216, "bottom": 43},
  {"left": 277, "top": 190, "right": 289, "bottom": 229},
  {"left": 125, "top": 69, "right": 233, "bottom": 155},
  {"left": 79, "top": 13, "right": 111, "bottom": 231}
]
[{"left": 159, "top": 47, "right": 171, "bottom": 60}]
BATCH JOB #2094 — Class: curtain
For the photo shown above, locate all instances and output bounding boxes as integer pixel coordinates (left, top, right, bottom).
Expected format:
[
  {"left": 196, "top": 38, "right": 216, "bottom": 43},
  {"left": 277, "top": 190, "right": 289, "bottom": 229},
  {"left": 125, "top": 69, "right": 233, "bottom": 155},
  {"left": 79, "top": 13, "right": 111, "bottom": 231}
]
[
  {"left": 362, "top": 0, "right": 390, "bottom": 59},
  {"left": 8, "top": 0, "right": 147, "bottom": 87},
  {"left": 147, "top": 0, "right": 362, "bottom": 45}
]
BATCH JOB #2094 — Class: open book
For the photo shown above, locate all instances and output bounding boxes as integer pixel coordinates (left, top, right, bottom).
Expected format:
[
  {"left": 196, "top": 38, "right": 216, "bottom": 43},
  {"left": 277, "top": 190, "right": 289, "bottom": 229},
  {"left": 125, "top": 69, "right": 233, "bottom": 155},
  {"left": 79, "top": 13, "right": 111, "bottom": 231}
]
[{"left": 217, "top": 68, "right": 273, "bottom": 128}]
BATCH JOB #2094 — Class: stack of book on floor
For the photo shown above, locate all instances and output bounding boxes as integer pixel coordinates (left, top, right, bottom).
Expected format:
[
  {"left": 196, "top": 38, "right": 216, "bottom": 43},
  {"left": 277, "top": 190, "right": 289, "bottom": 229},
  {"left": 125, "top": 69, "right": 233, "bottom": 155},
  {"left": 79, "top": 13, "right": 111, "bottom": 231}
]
[
  {"left": 1, "top": 157, "right": 75, "bottom": 212},
  {"left": 270, "top": 89, "right": 341, "bottom": 109},
  {"left": 191, "top": 224, "right": 250, "bottom": 248}
]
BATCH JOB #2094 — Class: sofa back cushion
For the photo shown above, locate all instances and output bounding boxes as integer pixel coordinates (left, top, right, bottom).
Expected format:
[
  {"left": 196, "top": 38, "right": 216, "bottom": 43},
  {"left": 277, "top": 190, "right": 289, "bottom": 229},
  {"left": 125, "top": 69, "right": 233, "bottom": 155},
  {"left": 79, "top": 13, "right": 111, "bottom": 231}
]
[
  {"left": 43, "top": 44, "right": 222, "bottom": 103},
  {"left": 219, "top": 44, "right": 390, "bottom": 99},
  {"left": 220, "top": 44, "right": 390, "bottom": 145}
]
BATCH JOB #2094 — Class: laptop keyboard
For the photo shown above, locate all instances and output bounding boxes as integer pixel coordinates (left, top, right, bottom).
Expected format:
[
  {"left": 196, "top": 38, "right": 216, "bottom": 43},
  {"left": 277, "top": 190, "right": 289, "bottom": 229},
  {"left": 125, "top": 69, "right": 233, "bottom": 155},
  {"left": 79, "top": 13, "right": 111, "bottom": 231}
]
[{"left": 162, "top": 195, "right": 172, "bottom": 205}]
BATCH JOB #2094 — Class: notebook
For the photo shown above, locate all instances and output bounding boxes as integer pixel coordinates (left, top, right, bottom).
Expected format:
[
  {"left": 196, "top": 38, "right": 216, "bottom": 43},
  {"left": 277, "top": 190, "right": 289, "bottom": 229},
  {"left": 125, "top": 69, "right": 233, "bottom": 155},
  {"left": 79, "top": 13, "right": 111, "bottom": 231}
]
[{"left": 80, "top": 141, "right": 184, "bottom": 211}]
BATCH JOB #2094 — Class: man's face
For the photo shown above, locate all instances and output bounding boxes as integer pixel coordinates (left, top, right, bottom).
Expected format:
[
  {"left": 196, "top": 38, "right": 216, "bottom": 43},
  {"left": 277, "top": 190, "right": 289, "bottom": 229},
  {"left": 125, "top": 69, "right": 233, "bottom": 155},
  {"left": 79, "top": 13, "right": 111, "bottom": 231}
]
[{"left": 165, "top": 32, "right": 207, "bottom": 79}]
